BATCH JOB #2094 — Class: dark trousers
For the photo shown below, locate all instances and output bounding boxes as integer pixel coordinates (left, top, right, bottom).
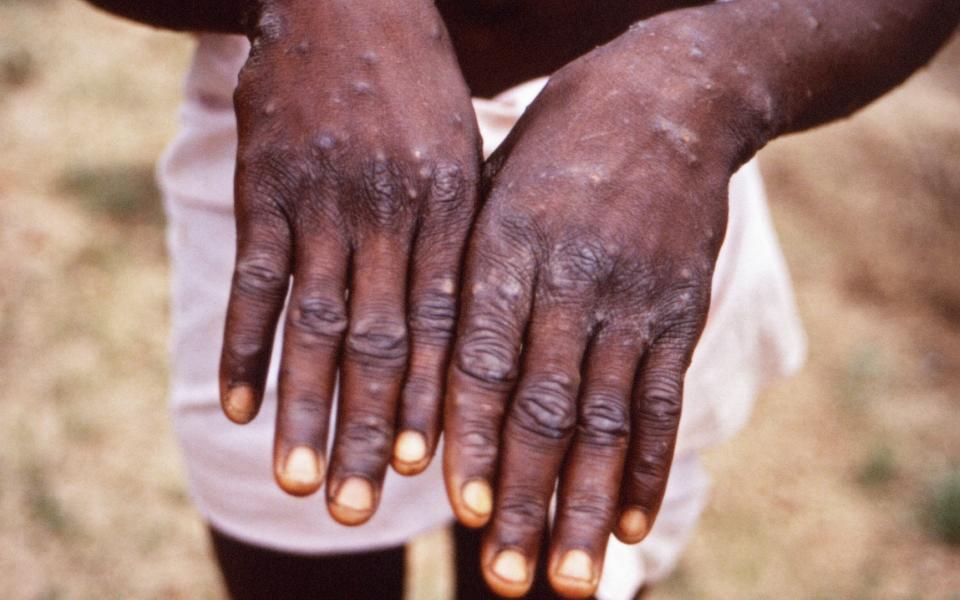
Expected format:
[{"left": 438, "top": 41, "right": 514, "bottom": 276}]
[{"left": 209, "top": 523, "right": 595, "bottom": 600}]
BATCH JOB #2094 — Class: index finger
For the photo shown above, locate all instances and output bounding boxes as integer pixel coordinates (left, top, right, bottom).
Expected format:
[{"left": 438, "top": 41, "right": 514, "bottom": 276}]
[
  {"left": 443, "top": 233, "right": 535, "bottom": 528},
  {"left": 219, "top": 186, "right": 292, "bottom": 424}
]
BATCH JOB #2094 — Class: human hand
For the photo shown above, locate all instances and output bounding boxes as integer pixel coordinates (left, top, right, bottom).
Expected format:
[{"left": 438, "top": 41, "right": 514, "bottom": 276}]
[
  {"left": 443, "top": 14, "right": 769, "bottom": 597},
  {"left": 218, "top": 0, "right": 481, "bottom": 524}
]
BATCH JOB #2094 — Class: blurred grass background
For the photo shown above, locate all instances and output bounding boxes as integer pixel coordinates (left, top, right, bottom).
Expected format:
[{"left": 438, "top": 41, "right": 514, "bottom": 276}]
[{"left": 1, "top": 1, "right": 958, "bottom": 598}]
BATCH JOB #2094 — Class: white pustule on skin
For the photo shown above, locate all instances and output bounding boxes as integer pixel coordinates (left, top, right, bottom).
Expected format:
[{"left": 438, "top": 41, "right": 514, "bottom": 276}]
[
  {"left": 650, "top": 115, "right": 702, "bottom": 166},
  {"left": 262, "top": 98, "right": 278, "bottom": 117},
  {"left": 314, "top": 132, "right": 336, "bottom": 150},
  {"left": 440, "top": 278, "right": 455, "bottom": 295},
  {"left": 351, "top": 80, "right": 373, "bottom": 95}
]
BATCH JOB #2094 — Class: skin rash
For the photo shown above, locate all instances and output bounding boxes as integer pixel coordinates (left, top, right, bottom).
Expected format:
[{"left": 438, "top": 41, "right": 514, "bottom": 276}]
[{"left": 84, "top": 0, "right": 960, "bottom": 597}]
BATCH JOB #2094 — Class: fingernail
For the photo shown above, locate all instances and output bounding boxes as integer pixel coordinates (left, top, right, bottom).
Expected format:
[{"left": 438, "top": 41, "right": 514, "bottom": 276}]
[
  {"left": 224, "top": 385, "right": 256, "bottom": 423},
  {"left": 393, "top": 430, "right": 427, "bottom": 465},
  {"left": 618, "top": 507, "right": 650, "bottom": 541},
  {"left": 335, "top": 477, "right": 374, "bottom": 513},
  {"left": 279, "top": 446, "right": 323, "bottom": 494},
  {"left": 461, "top": 479, "right": 492, "bottom": 518},
  {"left": 556, "top": 549, "right": 595, "bottom": 582},
  {"left": 491, "top": 549, "right": 528, "bottom": 584}
]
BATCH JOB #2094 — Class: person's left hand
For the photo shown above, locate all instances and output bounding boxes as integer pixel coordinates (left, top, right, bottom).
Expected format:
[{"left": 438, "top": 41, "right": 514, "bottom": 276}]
[{"left": 442, "top": 13, "right": 769, "bottom": 598}]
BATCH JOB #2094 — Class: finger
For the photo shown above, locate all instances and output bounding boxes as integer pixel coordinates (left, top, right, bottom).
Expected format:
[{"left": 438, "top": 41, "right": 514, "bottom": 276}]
[
  {"left": 272, "top": 231, "right": 349, "bottom": 496},
  {"left": 482, "top": 305, "right": 592, "bottom": 598},
  {"left": 616, "top": 328, "right": 697, "bottom": 544},
  {"left": 548, "top": 330, "right": 642, "bottom": 598},
  {"left": 219, "top": 196, "right": 292, "bottom": 425},
  {"left": 394, "top": 163, "right": 477, "bottom": 475},
  {"left": 327, "top": 234, "right": 410, "bottom": 525},
  {"left": 443, "top": 235, "right": 535, "bottom": 529}
]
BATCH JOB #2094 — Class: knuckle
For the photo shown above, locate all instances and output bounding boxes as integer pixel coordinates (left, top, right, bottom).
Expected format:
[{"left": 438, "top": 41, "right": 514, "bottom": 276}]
[
  {"left": 430, "top": 161, "right": 466, "bottom": 202},
  {"left": 337, "top": 411, "right": 392, "bottom": 457},
  {"left": 497, "top": 485, "right": 551, "bottom": 529},
  {"left": 346, "top": 315, "right": 409, "bottom": 368},
  {"left": 281, "top": 392, "right": 329, "bottom": 419},
  {"left": 542, "top": 237, "right": 613, "bottom": 297},
  {"left": 510, "top": 371, "right": 578, "bottom": 440},
  {"left": 666, "top": 281, "right": 710, "bottom": 320},
  {"left": 409, "top": 288, "right": 457, "bottom": 342},
  {"left": 641, "top": 370, "right": 684, "bottom": 420},
  {"left": 238, "top": 150, "right": 302, "bottom": 203},
  {"left": 564, "top": 493, "right": 616, "bottom": 527},
  {"left": 455, "top": 323, "right": 520, "bottom": 388},
  {"left": 627, "top": 446, "right": 672, "bottom": 502},
  {"left": 288, "top": 293, "right": 348, "bottom": 345},
  {"left": 224, "top": 333, "right": 267, "bottom": 364},
  {"left": 578, "top": 390, "right": 629, "bottom": 445},
  {"left": 233, "top": 254, "right": 289, "bottom": 300},
  {"left": 361, "top": 157, "right": 409, "bottom": 223}
]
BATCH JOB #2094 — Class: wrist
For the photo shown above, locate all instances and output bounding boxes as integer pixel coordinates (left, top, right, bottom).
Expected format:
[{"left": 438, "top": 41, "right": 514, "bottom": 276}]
[{"left": 609, "top": 6, "right": 786, "bottom": 171}]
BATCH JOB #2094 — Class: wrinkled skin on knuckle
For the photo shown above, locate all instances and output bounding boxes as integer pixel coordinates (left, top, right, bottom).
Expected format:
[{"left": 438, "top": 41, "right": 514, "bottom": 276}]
[
  {"left": 540, "top": 236, "right": 615, "bottom": 303},
  {"left": 455, "top": 315, "right": 522, "bottom": 389},
  {"left": 280, "top": 393, "right": 329, "bottom": 420},
  {"left": 408, "top": 287, "right": 458, "bottom": 344},
  {"left": 235, "top": 150, "right": 313, "bottom": 226},
  {"left": 562, "top": 492, "right": 618, "bottom": 530},
  {"left": 355, "top": 156, "right": 413, "bottom": 226},
  {"left": 475, "top": 192, "right": 543, "bottom": 251},
  {"left": 638, "top": 366, "right": 684, "bottom": 431},
  {"left": 224, "top": 326, "right": 271, "bottom": 366},
  {"left": 429, "top": 160, "right": 473, "bottom": 211},
  {"left": 232, "top": 252, "right": 289, "bottom": 302},
  {"left": 345, "top": 315, "right": 409, "bottom": 369},
  {"left": 287, "top": 293, "right": 348, "bottom": 347},
  {"left": 577, "top": 389, "right": 630, "bottom": 447},
  {"left": 626, "top": 455, "right": 671, "bottom": 508},
  {"left": 510, "top": 372, "right": 579, "bottom": 441},
  {"left": 336, "top": 410, "right": 393, "bottom": 461},
  {"left": 495, "top": 484, "right": 552, "bottom": 537}
]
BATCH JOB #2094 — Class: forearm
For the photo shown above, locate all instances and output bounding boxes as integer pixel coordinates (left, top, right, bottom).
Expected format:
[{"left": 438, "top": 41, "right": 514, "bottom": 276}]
[
  {"left": 83, "top": 0, "right": 254, "bottom": 34},
  {"left": 625, "top": 0, "right": 959, "bottom": 162},
  {"left": 725, "top": 1, "right": 958, "bottom": 136}
]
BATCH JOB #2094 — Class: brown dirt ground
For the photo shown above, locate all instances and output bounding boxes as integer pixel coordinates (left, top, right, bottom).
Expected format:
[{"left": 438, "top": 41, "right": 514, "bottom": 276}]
[{"left": 1, "top": 2, "right": 958, "bottom": 598}]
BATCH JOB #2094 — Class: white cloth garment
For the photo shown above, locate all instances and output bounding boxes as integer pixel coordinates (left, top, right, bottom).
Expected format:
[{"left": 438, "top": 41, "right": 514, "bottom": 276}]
[{"left": 158, "top": 34, "right": 806, "bottom": 599}]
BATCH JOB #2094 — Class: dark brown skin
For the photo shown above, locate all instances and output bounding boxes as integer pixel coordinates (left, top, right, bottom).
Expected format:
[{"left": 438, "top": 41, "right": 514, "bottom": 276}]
[
  {"left": 84, "top": 0, "right": 960, "bottom": 596},
  {"left": 222, "top": 0, "right": 483, "bottom": 523}
]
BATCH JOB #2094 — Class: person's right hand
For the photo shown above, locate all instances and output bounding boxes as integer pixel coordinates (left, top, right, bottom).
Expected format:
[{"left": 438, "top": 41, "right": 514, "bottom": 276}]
[{"left": 218, "top": 0, "right": 481, "bottom": 525}]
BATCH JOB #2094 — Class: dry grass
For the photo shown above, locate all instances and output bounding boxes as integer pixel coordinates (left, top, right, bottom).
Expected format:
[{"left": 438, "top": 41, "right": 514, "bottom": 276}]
[{"left": 1, "top": 1, "right": 958, "bottom": 598}]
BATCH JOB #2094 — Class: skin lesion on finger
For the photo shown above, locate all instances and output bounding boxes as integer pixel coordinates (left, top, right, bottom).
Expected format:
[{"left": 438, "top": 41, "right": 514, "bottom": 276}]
[{"left": 344, "top": 316, "right": 409, "bottom": 371}]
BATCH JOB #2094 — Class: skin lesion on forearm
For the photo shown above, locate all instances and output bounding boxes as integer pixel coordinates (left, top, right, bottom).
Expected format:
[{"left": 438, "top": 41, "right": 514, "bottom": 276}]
[
  {"left": 82, "top": 0, "right": 256, "bottom": 34},
  {"left": 706, "top": 0, "right": 959, "bottom": 145}
]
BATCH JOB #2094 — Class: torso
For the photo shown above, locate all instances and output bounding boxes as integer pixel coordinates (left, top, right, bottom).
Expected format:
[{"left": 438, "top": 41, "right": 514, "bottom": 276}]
[{"left": 438, "top": 0, "right": 709, "bottom": 96}]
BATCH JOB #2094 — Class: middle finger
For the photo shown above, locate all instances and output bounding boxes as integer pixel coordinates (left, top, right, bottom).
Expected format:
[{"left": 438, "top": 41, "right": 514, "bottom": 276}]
[
  {"left": 482, "top": 301, "right": 592, "bottom": 598},
  {"left": 327, "top": 234, "right": 410, "bottom": 525}
]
